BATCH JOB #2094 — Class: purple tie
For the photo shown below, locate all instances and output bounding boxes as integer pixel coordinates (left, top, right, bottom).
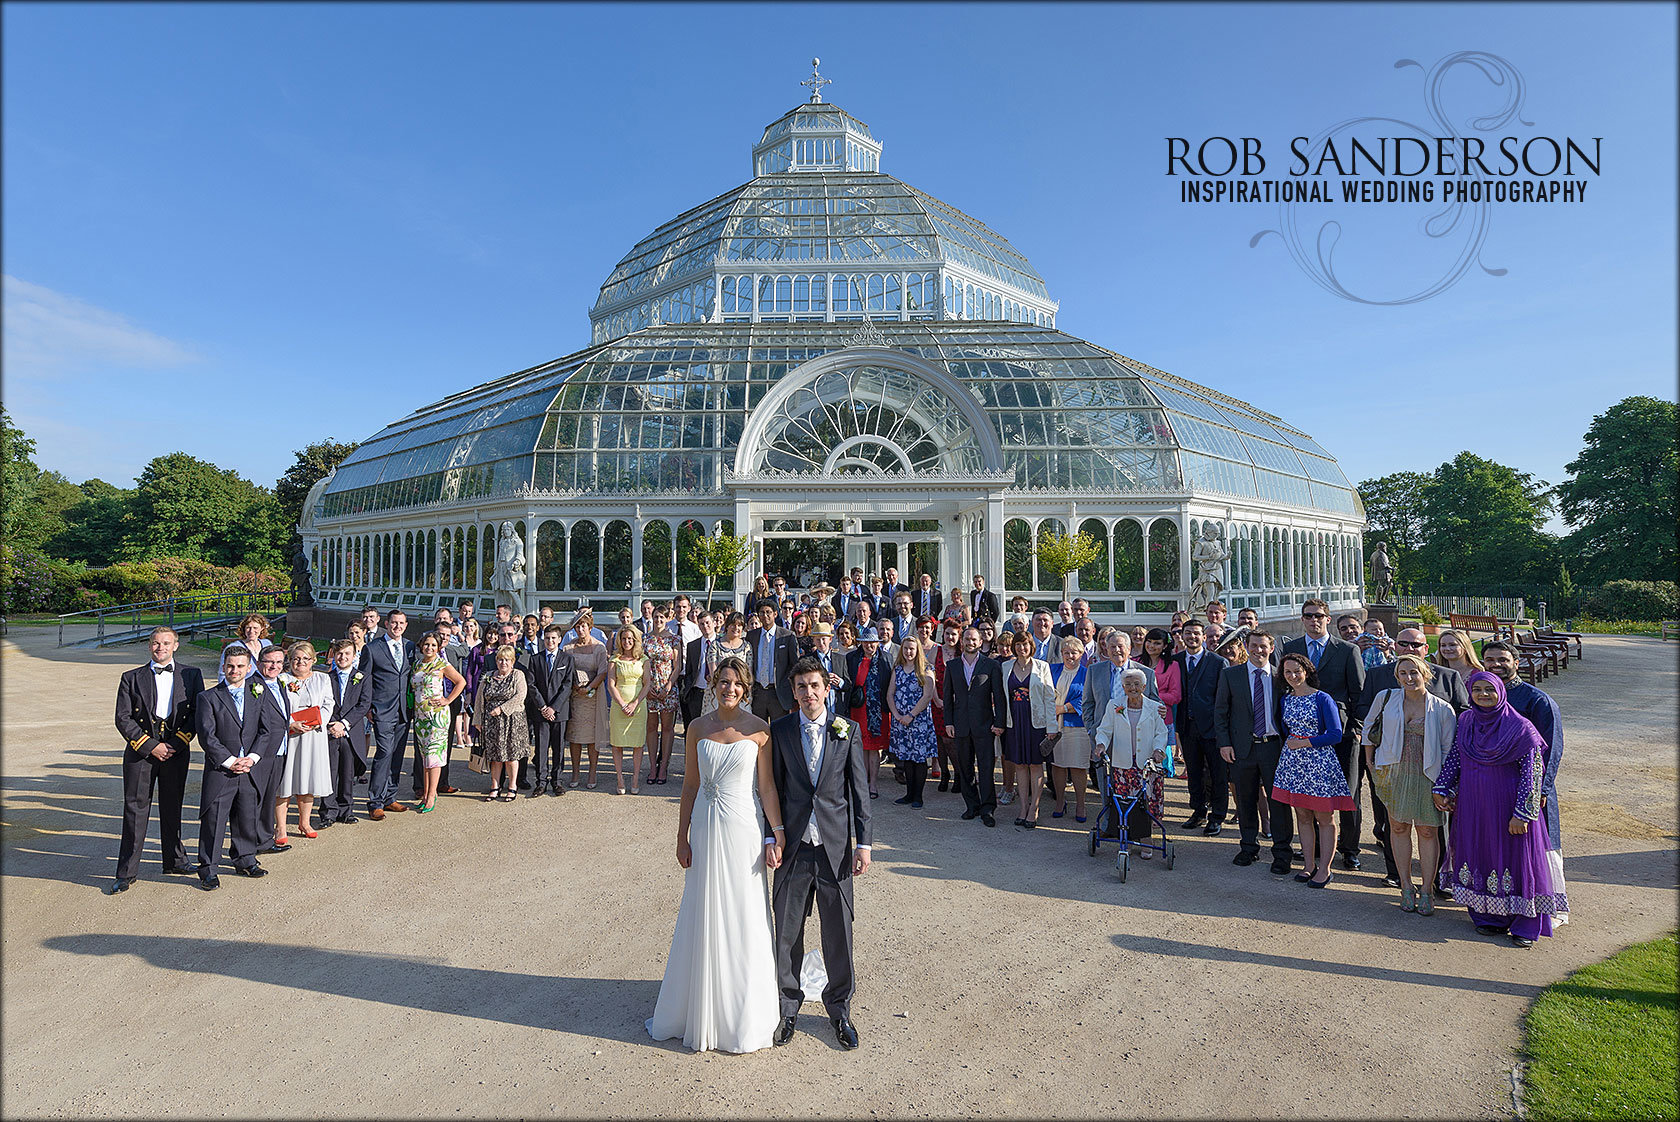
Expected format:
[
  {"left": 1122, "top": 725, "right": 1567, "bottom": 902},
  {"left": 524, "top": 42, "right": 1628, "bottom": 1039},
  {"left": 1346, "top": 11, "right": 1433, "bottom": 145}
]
[{"left": 1251, "top": 667, "right": 1267, "bottom": 738}]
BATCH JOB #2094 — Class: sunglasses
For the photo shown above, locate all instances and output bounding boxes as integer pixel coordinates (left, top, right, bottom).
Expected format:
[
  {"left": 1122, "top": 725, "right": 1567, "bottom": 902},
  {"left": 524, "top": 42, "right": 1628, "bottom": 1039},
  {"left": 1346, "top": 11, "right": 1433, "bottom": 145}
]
[
  {"left": 1396, "top": 640, "right": 1427, "bottom": 649},
  {"left": 1302, "top": 611, "right": 1329, "bottom": 619}
]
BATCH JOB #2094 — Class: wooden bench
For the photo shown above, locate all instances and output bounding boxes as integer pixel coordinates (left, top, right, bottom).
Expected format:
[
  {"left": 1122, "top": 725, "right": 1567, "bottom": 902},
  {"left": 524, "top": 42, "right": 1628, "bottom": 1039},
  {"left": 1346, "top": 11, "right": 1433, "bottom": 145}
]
[
  {"left": 1514, "top": 627, "right": 1565, "bottom": 675},
  {"left": 1448, "top": 613, "right": 1502, "bottom": 639},
  {"left": 1662, "top": 621, "right": 1679, "bottom": 642},
  {"left": 1535, "top": 626, "right": 1584, "bottom": 660}
]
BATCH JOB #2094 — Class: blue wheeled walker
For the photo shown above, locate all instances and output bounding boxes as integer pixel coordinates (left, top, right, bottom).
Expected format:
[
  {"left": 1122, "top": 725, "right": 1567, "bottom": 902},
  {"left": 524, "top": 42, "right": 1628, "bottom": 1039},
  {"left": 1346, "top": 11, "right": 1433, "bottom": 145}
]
[{"left": 1087, "top": 754, "right": 1174, "bottom": 882}]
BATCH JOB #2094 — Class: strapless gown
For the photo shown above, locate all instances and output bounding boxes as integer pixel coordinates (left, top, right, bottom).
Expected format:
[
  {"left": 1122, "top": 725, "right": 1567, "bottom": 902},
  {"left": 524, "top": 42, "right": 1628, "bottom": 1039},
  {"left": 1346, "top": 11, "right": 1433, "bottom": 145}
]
[{"left": 646, "top": 737, "right": 778, "bottom": 1053}]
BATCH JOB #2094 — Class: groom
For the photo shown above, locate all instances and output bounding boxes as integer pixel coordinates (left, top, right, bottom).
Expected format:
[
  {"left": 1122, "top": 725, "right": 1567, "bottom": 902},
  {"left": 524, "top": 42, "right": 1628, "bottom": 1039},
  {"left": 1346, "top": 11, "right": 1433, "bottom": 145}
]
[{"left": 765, "top": 657, "right": 872, "bottom": 1050}]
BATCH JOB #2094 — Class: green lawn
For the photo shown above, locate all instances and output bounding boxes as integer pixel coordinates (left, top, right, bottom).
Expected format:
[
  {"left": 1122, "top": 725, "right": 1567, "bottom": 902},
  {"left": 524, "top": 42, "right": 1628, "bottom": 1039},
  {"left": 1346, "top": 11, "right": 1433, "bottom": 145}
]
[{"left": 1523, "top": 932, "right": 1678, "bottom": 1120}]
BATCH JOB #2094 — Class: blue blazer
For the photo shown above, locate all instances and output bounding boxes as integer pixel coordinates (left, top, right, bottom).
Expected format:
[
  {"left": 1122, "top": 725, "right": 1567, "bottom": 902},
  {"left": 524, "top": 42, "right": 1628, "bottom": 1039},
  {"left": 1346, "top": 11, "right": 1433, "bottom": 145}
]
[{"left": 195, "top": 681, "right": 285, "bottom": 771}]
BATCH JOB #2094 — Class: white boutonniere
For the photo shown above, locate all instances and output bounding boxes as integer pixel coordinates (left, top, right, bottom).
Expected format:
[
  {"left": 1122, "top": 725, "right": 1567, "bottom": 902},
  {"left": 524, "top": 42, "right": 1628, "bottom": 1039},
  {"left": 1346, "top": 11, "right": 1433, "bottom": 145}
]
[
  {"left": 351, "top": 672, "right": 363, "bottom": 684},
  {"left": 251, "top": 683, "right": 264, "bottom": 697},
  {"left": 830, "top": 717, "right": 850, "bottom": 739}
]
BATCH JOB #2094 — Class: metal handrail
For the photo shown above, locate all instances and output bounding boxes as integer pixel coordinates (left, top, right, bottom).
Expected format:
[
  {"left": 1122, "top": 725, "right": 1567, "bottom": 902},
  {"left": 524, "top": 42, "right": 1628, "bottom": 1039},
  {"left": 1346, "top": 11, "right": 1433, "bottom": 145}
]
[{"left": 56, "top": 590, "right": 290, "bottom": 646}]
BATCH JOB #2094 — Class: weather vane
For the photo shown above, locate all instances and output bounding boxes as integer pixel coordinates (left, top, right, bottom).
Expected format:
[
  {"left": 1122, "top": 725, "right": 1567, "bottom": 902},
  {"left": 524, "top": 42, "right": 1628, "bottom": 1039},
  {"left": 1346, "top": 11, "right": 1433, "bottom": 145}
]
[{"left": 800, "top": 57, "right": 831, "bottom": 103}]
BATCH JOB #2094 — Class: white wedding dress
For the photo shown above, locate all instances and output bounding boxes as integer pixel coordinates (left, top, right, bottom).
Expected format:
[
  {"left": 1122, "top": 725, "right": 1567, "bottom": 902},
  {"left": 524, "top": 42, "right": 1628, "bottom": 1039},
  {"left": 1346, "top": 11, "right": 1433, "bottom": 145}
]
[{"left": 646, "top": 737, "right": 779, "bottom": 1053}]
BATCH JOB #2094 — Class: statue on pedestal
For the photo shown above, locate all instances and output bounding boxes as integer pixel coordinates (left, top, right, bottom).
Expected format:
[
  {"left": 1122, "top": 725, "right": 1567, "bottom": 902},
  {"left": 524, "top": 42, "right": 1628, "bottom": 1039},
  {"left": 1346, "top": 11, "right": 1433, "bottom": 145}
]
[
  {"left": 1369, "top": 540, "right": 1395, "bottom": 603},
  {"left": 289, "top": 546, "right": 315, "bottom": 607},
  {"left": 1188, "top": 523, "right": 1230, "bottom": 614},
  {"left": 494, "top": 520, "right": 528, "bottom": 613}
]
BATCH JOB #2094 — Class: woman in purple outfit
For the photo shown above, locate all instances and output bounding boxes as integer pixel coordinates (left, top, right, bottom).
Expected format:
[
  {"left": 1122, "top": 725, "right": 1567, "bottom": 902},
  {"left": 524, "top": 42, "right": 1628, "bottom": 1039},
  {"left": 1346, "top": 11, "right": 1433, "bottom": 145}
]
[{"left": 1432, "top": 671, "right": 1565, "bottom": 948}]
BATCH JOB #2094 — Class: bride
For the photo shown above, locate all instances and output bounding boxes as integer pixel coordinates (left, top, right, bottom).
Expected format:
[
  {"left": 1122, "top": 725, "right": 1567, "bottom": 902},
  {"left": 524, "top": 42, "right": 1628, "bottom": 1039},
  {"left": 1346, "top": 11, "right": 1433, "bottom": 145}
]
[{"left": 647, "top": 656, "right": 785, "bottom": 1053}]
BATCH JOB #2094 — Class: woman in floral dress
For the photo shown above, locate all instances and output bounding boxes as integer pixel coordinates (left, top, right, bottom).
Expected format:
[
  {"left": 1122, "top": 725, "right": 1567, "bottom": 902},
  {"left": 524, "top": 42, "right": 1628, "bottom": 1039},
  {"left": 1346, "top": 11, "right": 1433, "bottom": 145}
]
[
  {"left": 411, "top": 632, "right": 466, "bottom": 812},
  {"left": 643, "top": 603, "right": 684, "bottom": 786},
  {"left": 1272, "top": 653, "right": 1352, "bottom": 888},
  {"left": 888, "top": 635, "right": 938, "bottom": 809}
]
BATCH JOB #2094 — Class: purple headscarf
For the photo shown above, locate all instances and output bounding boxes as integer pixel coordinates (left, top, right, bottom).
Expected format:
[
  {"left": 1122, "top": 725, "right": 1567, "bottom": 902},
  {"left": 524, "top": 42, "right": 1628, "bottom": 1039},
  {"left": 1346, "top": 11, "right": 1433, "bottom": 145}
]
[{"left": 1457, "top": 670, "right": 1546, "bottom": 767}]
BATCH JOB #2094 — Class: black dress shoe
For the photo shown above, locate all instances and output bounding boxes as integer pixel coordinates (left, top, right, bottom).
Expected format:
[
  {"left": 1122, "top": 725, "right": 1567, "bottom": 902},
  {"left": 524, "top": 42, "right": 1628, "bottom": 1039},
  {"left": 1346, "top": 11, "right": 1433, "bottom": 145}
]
[
  {"left": 258, "top": 843, "right": 291, "bottom": 854},
  {"left": 1475, "top": 924, "right": 1506, "bottom": 937},
  {"left": 960, "top": 808, "right": 980, "bottom": 821},
  {"left": 107, "top": 877, "right": 136, "bottom": 894},
  {"left": 1510, "top": 934, "right": 1535, "bottom": 948},
  {"left": 1182, "top": 811, "right": 1207, "bottom": 829},
  {"left": 1339, "top": 853, "right": 1362, "bottom": 870},
  {"left": 316, "top": 817, "right": 333, "bottom": 830},
  {"left": 234, "top": 864, "right": 268, "bottom": 878},
  {"left": 981, "top": 814, "right": 996, "bottom": 828},
  {"left": 1202, "top": 823, "right": 1223, "bottom": 837},
  {"left": 339, "top": 814, "right": 359, "bottom": 824},
  {"left": 1383, "top": 872, "right": 1402, "bottom": 889},
  {"left": 1232, "top": 852, "right": 1258, "bottom": 866},
  {"left": 832, "top": 1016, "right": 859, "bottom": 1050},
  {"left": 773, "top": 1016, "right": 797, "bottom": 1046},
  {"left": 1270, "top": 858, "right": 1292, "bottom": 876},
  {"left": 937, "top": 779, "right": 949, "bottom": 792},
  {"left": 894, "top": 795, "right": 914, "bottom": 805},
  {"left": 199, "top": 875, "right": 220, "bottom": 891},
  {"left": 161, "top": 864, "right": 197, "bottom": 876}
]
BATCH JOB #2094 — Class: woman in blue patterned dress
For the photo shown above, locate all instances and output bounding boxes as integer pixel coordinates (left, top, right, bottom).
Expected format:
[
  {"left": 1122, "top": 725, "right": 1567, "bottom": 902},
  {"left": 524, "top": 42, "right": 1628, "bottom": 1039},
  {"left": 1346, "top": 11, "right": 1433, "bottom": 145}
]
[
  {"left": 1272, "top": 652, "right": 1352, "bottom": 888},
  {"left": 888, "top": 635, "right": 938, "bottom": 809}
]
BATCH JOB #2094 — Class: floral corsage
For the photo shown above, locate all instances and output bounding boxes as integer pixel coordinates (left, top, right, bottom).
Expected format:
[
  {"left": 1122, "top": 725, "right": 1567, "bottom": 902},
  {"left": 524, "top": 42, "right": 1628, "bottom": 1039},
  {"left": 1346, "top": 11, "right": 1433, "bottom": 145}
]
[{"left": 830, "top": 717, "right": 850, "bottom": 739}]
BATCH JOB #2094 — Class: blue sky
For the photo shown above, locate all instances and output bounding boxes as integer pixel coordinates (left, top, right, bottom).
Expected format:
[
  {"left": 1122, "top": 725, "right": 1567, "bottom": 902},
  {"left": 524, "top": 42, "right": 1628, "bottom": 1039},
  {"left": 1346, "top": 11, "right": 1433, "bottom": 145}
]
[{"left": 4, "top": 2, "right": 1674, "bottom": 532}]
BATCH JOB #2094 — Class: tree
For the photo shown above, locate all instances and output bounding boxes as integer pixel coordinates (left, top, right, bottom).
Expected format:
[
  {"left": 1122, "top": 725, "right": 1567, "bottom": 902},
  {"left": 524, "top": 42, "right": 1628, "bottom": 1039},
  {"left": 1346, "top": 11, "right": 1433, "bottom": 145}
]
[
  {"left": 9, "top": 471, "right": 84, "bottom": 551},
  {"left": 688, "top": 528, "right": 755, "bottom": 610},
  {"left": 2, "top": 408, "right": 39, "bottom": 550},
  {"left": 1417, "top": 452, "right": 1557, "bottom": 586},
  {"left": 1356, "top": 470, "right": 1431, "bottom": 590},
  {"left": 1555, "top": 395, "right": 1678, "bottom": 584},
  {"left": 1034, "top": 529, "right": 1103, "bottom": 601},
  {"left": 122, "top": 453, "right": 285, "bottom": 570},
  {"left": 274, "top": 439, "right": 358, "bottom": 538},
  {"left": 51, "top": 479, "right": 135, "bottom": 565}
]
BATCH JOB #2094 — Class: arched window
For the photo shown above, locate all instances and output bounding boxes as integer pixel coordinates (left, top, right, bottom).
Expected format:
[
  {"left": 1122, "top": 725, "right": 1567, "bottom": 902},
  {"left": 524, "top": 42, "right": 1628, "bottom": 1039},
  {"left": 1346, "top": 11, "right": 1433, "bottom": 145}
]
[
  {"left": 643, "top": 520, "right": 673, "bottom": 591},
  {"left": 1036, "top": 518, "right": 1067, "bottom": 592},
  {"left": 1113, "top": 519, "right": 1144, "bottom": 590},
  {"left": 569, "top": 519, "right": 600, "bottom": 591},
  {"left": 676, "top": 519, "right": 705, "bottom": 590},
  {"left": 481, "top": 525, "right": 495, "bottom": 589},
  {"left": 453, "top": 526, "right": 467, "bottom": 590},
  {"left": 536, "top": 520, "right": 565, "bottom": 590},
  {"left": 464, "top": 526, "right": 478, "bottom": 590},
  {"left": 1078, "top": 518, "right": 1109, "bottom": 591},
  {"left": 603, "top": 520, "right": 633, "bottom": 591},
  {"left": 1004, "top": 518, "right": 1032, "bottom": 590},
  {"left": 1148, "top": 519, "right": 1180, "bottom": 592}
]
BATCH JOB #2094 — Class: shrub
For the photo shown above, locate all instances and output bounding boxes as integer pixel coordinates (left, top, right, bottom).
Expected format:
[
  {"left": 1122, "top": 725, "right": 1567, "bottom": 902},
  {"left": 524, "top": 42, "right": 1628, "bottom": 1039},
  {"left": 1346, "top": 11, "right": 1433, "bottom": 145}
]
[
  {"left": 1416, "top": 602, "right": 1445, "bottom": 626},
  {"left": 1578, "top": 580, "right": 1678, "bottom": 622}
]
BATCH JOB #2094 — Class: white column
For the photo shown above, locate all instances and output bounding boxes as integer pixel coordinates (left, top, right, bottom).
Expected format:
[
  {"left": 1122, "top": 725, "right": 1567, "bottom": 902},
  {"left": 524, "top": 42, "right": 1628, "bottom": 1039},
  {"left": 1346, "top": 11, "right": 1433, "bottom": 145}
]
[
  {"left": 522, "top": 512, "right": 538, "bottom": 615},
  {"left": 985, "top": 497, "right": 1005, "bottom": 597}
]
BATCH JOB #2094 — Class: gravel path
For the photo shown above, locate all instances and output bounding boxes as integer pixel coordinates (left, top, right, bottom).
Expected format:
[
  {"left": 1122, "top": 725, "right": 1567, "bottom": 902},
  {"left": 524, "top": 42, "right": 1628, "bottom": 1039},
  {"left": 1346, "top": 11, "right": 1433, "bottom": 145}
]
[{"left": 3, "top": 628, "right": 1674, "bottom": 1118}]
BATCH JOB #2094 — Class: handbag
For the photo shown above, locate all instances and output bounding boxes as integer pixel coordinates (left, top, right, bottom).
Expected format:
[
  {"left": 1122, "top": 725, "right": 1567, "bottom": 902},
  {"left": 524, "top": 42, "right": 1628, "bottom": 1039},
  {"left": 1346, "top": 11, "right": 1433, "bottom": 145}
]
[
  {"left": 1365, "top": 689, "right": 1392, "bottom": 748},
  {"left": 1038, "top": 729, "right": 1061, "bottom": 761},
  {"left": 468, "top": 748, "right": 487, "bottom": 774}
]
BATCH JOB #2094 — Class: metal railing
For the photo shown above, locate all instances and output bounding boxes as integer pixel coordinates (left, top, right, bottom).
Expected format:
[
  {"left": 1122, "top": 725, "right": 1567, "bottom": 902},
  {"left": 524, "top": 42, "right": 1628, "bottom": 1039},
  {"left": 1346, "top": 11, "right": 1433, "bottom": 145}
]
[
  {"left": 56, "top": 590, "right": 290, "bottom": 647},
  {"left": 1395, "top": 592, "right": 1527, "bottom": 620}
]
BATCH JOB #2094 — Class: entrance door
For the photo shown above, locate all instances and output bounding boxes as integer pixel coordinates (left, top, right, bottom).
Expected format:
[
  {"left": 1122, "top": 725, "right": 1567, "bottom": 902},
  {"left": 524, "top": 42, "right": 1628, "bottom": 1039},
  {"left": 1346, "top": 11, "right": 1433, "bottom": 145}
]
[{"left": 845, "top": 536, "right": 941, "bottom": 590}]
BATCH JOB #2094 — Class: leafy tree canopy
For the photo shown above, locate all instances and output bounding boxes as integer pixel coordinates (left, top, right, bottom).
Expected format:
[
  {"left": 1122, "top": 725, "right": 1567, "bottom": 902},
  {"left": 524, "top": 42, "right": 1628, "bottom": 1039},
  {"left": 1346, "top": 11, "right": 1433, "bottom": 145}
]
[{"left": 1556, "top": 396, "right": 1678, "bottom": 584}]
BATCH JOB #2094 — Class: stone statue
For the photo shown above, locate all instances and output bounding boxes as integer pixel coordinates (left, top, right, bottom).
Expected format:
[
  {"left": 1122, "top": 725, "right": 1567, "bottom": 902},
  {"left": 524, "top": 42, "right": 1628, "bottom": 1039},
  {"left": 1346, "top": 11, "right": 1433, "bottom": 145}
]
[
  {"left": 1369, "top": 540, "right": 1395, "bottom": 603},
  {"left": 1188, "top": 523, "right": 1230, "bottom": 614},
  {"left": 494, "top": 520, "right": 527, "bottom": 612},
  {"left": 289, "top": 545, "right": 315, "bottom": 607}
]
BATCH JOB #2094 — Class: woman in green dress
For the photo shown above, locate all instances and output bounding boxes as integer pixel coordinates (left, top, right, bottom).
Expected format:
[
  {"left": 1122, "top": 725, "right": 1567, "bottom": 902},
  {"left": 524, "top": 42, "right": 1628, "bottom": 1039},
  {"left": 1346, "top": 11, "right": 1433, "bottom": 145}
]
[
  {"left": 411, "top": 632, "right": 466, "bottom": 812},
  {"left": 608, "top": 626, "right": 650, "bottom": 795}
]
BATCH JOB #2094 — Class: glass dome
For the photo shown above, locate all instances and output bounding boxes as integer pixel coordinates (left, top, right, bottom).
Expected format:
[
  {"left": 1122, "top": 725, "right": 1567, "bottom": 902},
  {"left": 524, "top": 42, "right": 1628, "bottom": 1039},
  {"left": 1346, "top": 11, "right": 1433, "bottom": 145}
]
[
  {"left": 588, "top": 98, "right": 1056, "bottom": 344},
  {"left": 320, "top": 320, "right": 1362, "bottom": 520}
]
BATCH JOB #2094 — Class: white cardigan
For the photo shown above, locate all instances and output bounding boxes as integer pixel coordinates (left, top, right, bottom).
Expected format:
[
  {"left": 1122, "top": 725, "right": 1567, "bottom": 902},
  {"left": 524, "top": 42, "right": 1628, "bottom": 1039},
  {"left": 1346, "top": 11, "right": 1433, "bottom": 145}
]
[
  {"left": 1361, "top": 688, "right": 1457, "bottom": 781},
  {"left": 999, "top": 657, "right": 1056, "bottom": 730},
  {"left": 1093, "top": 698, "right": 1171, "bottom": 769}
]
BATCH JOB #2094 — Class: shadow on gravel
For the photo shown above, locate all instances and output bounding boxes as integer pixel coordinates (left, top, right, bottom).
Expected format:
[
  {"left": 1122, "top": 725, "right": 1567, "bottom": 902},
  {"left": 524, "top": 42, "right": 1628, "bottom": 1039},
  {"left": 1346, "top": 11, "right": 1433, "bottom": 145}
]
[
  {"left": 1110, "top": 932, "right": 1547, "bottom": 998},
  {"left": 42, "top": 933, "right": 661, "bottom": 1039},
  {"left": 1560, "top": 849, "right": 1679, "bottom": 891}
]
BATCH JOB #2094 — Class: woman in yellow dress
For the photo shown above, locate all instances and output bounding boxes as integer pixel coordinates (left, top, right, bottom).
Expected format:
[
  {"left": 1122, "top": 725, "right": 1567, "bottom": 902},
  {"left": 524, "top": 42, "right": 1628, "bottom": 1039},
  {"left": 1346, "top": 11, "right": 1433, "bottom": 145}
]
[{"left": 607, "top": 626, "right": 651, "bottom": 795}]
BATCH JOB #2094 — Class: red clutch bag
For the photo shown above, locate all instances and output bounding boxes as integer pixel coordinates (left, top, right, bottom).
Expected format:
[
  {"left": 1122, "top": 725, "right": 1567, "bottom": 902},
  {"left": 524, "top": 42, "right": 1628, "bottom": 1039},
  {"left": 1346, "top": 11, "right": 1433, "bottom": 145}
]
[{"left": 291, "top": 705, "right": 323, "bottom": 730}]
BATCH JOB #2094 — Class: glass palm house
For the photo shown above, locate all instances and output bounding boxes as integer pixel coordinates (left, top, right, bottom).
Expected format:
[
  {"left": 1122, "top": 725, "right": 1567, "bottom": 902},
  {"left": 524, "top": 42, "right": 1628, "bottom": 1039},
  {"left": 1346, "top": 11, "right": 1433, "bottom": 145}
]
[{"left": 303, "top": 76, "right": 1366, "bottom": 625}]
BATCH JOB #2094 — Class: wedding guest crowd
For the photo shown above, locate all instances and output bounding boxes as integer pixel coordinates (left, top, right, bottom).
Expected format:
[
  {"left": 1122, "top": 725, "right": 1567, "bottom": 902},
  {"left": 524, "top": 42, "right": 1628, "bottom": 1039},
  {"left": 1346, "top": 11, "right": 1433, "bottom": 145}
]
[{"left": 105, "top": 578, "right": 1575, "bottom": 948}]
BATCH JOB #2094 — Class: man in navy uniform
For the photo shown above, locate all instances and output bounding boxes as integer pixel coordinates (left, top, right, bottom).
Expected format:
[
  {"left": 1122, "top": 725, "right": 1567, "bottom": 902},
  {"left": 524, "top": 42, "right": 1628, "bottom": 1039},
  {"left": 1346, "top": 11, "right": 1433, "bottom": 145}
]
[{"left": 110, "top": 626, "right": 204, "bottom": 893}]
